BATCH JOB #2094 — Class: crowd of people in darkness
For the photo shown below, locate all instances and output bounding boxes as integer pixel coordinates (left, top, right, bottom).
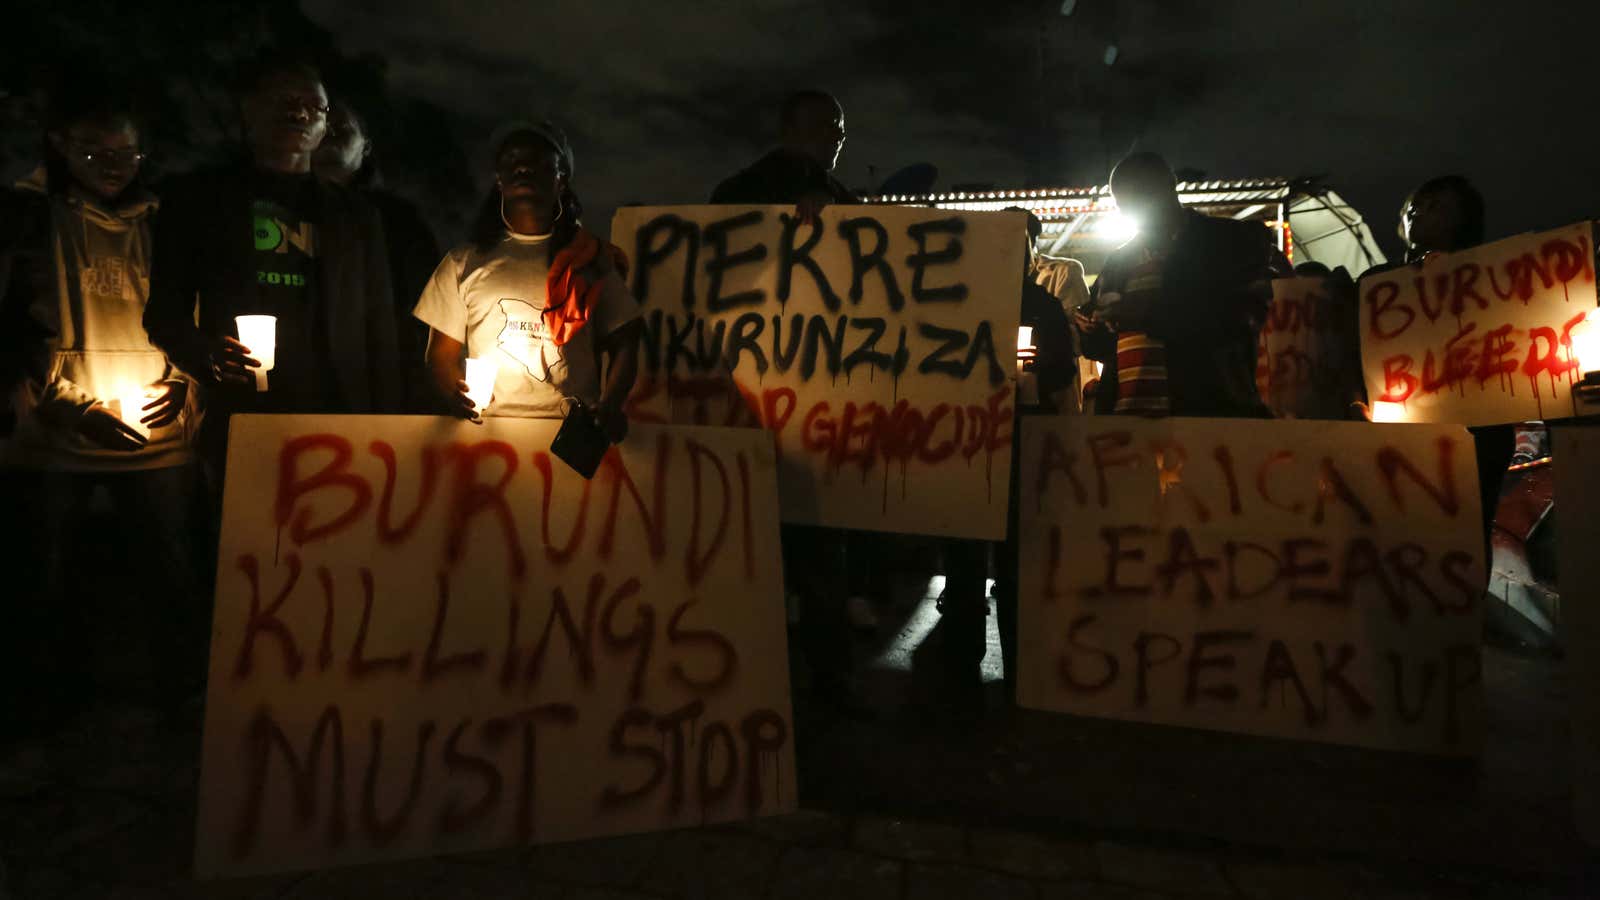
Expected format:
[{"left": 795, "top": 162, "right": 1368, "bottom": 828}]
[{"left": 0, "top": 52, "right": 1510, "bottom": 734}]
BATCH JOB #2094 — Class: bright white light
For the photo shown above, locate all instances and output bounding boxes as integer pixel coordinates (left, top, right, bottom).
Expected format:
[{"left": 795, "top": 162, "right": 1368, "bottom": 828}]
[
  {"left": 1569, "top": 312, "right": 1600, "bottom": 375},
  {"left": 117, "top": 383, "right": 153, "bottom": 439},
  {"left": 464, "top": 357, "right": 499, "bottom": 413},
  {"left": 1101, "top": 212, "right": 1139, "bottom": 243},
  {"left": 1370, "top": 401, "right": 1407, "bottom": 424}
]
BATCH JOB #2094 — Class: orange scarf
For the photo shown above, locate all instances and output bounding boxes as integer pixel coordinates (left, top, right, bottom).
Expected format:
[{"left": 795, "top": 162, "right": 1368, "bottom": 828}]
[{"left": 544, "top": 228, "right": 630, "bottom": 347}]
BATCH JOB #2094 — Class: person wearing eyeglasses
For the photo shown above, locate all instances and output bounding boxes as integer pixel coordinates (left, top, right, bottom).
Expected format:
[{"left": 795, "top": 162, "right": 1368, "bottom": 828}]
[
  {"left": 143, "top": 53, "right": 401, "bottom": 488},
  {"left": 0, "top": 79, "right": 203, "bottom": 728}
]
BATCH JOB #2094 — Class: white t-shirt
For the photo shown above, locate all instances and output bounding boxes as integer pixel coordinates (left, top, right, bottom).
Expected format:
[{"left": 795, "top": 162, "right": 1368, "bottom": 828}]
[{"left": 414, "top": 231, "right": 640, "bottom": 418}]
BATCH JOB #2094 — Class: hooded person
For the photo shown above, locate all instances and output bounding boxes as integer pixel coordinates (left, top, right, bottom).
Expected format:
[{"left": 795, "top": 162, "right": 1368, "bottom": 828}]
[
  {"left": 413, "top": 119, "right": 641, "bottom": 438},
  {"left": 0, "top": 80, "right": 205, "bottom": 728}
]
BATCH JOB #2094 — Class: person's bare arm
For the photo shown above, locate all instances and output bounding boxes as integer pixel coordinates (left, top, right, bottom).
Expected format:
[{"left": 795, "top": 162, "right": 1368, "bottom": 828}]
[
  {"left": 595, "top": 320, "right": 642, "bottom": 441},
  {"left": 425, "top": 328, "right": 477, "bottom": 420}
]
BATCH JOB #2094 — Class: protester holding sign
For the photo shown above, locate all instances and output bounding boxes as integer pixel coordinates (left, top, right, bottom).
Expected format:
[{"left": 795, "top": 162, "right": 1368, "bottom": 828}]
[
  {"left": 939, "top": 233, "right": 1077, "bottom": 716},
  {"left": 144, "top": 53, "right": 402, "bottom": 486},
  {"left": 1358, "top": 175, "right": 1512, "bottom": 556},
  {"left": 414, "top": 120, "right": 640, "bottom": 443},
  {"left": 704, "top": 89, "right": 872, "bottom": 715},
  {"left": 0, "top": 79, "right": 203, "bottom": 726},
  {"left": 1075, "top": 152, "right": 1272, "bottom": 418},
  {"left": 711, "top": 90, "right": 855, "bottom": 214}
]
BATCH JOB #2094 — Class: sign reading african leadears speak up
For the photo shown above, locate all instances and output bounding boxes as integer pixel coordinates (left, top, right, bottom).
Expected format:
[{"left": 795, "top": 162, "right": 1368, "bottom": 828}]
[
  {"left": 611, "top": 206, "right": 1026, "bottom": 540},
  {"left": 1358, "top": 222, "right": 1599, "bottom": 425},
  {"left": 195, "top": 416, "right": 795, "bottom": 878},
  {"left": 1017, "top": 417, "right": 1485, "bottom": 755}
]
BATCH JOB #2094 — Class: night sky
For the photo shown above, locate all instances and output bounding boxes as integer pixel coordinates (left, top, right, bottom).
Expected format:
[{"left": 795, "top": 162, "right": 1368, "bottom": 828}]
[{"left": 302, "top": 0, "right": 1600, "bottom": 256}]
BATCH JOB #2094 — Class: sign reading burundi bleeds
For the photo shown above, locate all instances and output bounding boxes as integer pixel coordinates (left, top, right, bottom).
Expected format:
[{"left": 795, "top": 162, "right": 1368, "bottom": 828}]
[
  {"left": 195, "top": 416, "right": 796, "bottom": 878},
  {"left": 1358, "top": 222, "right": 1598, "bottom": 425},
  {"left": 611, "top": 205, "right": 1026, "bottom": 540},
  {"left": 1017, "top": 417, "right": 1485, "bottom": 756}
]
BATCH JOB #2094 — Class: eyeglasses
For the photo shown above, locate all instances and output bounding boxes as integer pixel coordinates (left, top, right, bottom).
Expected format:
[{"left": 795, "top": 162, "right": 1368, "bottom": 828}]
[
  {"left": 71, "top": 147, "right": 146, "bottom": 167},
  {"left": 267, "top": 93, "right": 331, "bottom": 117}
]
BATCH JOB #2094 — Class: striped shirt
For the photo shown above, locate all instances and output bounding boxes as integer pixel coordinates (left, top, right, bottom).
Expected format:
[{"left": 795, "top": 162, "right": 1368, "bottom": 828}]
[{"left": 1111, "top": 248, "right": 1171, "bottom": 415}]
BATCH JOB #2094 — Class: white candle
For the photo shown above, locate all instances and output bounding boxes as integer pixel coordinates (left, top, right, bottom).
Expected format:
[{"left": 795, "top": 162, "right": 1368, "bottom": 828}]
[
  {"left": 235, "top": 315, "right": 277, "bottom": 392},
  {"left": 118, "top": 387, "right": 152, "bottom": 439},
  {"left": 1370, "top": 401, "right": 1406, "bottom": 424},
  {"left": 464, "top": 357, "right": 499, "bottom": 414},
  {"left": 1017, "top": 326, "right": 1034, "bottom": 352}
]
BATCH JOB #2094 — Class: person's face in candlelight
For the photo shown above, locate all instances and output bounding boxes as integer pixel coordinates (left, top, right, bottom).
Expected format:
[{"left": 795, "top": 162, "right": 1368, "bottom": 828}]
[
  {"left": 49, "top": 115, "right": 142, "bottom": 203},
  {"left": 313, "top": 102, "right": 370, "bottom": 185},
  {"left": 241, "top": 65, "right": 329, "bottom": 173},
  {"left": 494, "top": 132, "right": 565, "bottom": 226}
]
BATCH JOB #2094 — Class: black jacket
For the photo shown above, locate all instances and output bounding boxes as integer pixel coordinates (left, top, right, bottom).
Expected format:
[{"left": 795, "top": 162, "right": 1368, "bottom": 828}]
[
  {"left": 0, "top": 187, "right": 54, "bottom": 434},
  {"left": 710, "top": 149, "right": 857, "bottom": 205},
  {"left": 143, "top": 164, "right": 402, "bottom": 425},
  {"left": 1021, "top": 280, "right": 1076, "bottom": 414},
  {"left": 1082, "top": 210, "right": 1271, "bottom": 418},
  {"left": 367, "top": 188, "right": 440, "bottom": 408}
]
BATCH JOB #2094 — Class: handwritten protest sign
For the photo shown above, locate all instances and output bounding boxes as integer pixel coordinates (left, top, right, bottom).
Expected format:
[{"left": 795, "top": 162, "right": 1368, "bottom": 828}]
[
  {"left": 611, "top": 205, "right": 1026, "bottom": 539},
  {"left": 1555, "top": 428, "right": 1600, "bottom": 845},
  {"left": 195, "top": 416, "right": 795, "bottom": 878},
  {"left": 1359, "top": 222, "right": 1598, "bottom": 425},
  {"left": 1256, "top": 274, "right": 1360, "bottom": 419},
  {"left": 1016, "top": 417, "right": 1485, "bottom": 755}
]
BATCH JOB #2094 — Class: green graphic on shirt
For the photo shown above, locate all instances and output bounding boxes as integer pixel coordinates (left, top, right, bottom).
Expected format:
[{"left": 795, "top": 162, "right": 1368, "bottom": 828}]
[
  {"left": 251, "top": 200, "right": 316, "bottom": 257},
  {"left": 253, "top": 215, "right": 282, "bottom": 251}
]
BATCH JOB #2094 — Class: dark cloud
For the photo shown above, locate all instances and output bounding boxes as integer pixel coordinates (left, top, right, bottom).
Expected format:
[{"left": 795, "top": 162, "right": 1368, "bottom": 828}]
[{"left": 303, "top": 0, "right": 1600, "bottom": 253}]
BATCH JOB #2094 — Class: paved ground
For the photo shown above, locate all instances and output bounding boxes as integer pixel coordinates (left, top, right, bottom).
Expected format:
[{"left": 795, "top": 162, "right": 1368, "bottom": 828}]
[{"left": 0, "top": 527, "right": 1592, "bottom": 898}]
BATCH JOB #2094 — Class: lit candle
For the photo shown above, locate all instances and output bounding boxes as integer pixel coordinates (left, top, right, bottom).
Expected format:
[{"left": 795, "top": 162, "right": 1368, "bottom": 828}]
[
  {"left": 1569, "top": 312, "right": 1600, "bottom": 375},
  {"left": 235, "top": 315, "right": 278, "bottom": 392},
  {"left": 1016, "top": 325, "right": 1036, "bottom": 373},
  {"left": 464, "top": 357, "right": 499, "bottom": 415},
  {"left": 1370, "top": 401, "right": 1406, "bottom": 423},
  {"left": 118, "top": 386, "right": 152, "bottom": 439}
]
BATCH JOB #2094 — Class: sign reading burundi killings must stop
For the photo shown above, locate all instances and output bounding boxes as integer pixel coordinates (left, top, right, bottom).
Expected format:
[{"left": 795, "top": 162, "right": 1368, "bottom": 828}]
[{"left": 195, "top": 415, "right": 796, "bottom": 878}]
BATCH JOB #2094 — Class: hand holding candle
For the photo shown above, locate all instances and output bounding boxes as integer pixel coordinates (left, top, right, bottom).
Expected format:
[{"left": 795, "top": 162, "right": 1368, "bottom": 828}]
[
  {"left": 462, "top": 356, "right": 498, "bottom": 420},
  {"left": 117, "top": 386, "right": 154, "bottom": 439},
  {"left": 232, "top": 315, "right": 277, "bottom": 391},
  {"left": 75, "top": 402, "right": 145, "bottom": 451}
]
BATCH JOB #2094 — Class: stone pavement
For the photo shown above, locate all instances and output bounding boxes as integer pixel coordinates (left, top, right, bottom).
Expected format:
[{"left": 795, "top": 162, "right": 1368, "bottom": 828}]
[
  {"left": 0, "top": 700, "right": 1586, "bottom": 899},
  {"left": 0, "top": 541, "right": 1591, "bottom": 898}
]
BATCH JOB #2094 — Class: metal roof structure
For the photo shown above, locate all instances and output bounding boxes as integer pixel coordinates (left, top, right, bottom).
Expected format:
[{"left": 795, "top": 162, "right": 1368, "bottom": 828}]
[{"left": 865, "top": 176, "right": 1386, "bottom": 276}]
